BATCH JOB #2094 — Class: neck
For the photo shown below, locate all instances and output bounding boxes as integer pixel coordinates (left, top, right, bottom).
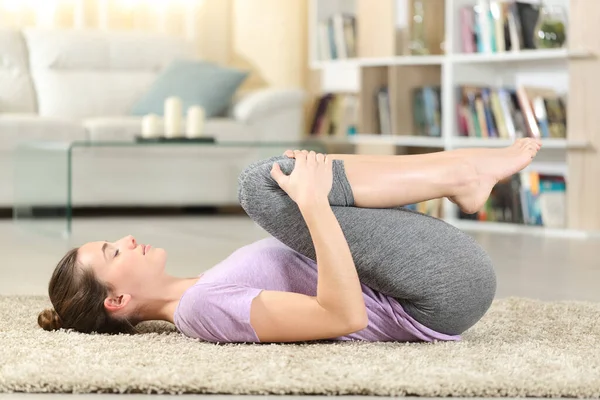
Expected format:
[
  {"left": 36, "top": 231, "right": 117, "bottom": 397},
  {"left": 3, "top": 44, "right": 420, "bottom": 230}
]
[{"left": 138, "top": 275, "right": 201, "bottom": 324}]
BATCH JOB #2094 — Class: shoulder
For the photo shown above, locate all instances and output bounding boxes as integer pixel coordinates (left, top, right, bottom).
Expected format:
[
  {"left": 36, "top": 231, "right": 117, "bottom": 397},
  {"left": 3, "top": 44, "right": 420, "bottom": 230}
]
[{"left": 175, "top": 282, "right": 264, "bottom": 343}]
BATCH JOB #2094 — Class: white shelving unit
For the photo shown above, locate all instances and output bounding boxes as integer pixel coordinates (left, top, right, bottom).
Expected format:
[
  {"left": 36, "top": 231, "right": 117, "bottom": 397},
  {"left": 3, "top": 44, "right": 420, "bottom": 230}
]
[{"left": 308, "top": 0, "right": 598, "bottom": 236}]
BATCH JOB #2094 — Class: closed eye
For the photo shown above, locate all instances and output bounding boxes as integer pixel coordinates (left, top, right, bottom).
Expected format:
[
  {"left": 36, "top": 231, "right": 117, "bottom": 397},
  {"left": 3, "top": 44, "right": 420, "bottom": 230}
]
[{"left": 114, "top": 249, "right": 120, "bottom": 258}]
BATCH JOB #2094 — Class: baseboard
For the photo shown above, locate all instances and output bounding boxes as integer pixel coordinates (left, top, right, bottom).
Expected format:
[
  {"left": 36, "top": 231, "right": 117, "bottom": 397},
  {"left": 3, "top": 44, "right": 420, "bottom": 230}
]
[{"left": 0, "top": 206, "right": 246, "bottom": 219}]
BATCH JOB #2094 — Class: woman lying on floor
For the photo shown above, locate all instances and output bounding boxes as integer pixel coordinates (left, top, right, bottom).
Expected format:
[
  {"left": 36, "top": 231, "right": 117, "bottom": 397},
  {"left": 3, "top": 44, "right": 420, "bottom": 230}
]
[{"left": 38, "top": 138, "right": 541, "bottom": 343}]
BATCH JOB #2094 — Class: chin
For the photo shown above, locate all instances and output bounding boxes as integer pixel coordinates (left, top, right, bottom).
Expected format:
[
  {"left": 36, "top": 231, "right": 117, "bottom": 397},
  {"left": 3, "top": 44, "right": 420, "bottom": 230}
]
[{"left": 152, "top": 248, "right": 168, "bottom": 265}]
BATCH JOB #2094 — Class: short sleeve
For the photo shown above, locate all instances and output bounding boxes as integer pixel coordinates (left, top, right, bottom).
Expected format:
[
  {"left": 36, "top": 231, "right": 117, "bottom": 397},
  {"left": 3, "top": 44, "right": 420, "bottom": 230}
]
[{"left": 175, "top": 282, "right": 263, "bottom": 343}]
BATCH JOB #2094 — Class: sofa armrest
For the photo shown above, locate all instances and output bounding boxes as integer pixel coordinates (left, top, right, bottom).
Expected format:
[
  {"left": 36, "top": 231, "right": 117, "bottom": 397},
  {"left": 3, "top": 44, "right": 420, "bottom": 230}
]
[{"left": 232, "top": 88, "right": 306, "bottom": 142}]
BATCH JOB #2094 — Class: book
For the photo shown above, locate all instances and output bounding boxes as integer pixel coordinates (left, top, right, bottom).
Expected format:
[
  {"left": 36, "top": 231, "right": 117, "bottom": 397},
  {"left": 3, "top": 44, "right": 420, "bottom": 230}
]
[
  {"left": 457, "top": 85, "right": 566, "bottom": 140},
  {"left": 505, "top": 2, "right": 521, "bottom": 51},
  {"left": 309, "top": 93, "right": 358, "bottom": 137},
  {"left": 413, "top": 87, "right": 442, "bottom": 136},
  {"left": 481, "top": 88, "right": 498, "bottom": 138},
  {"left": 497, "top": 88, "right": 517, "bottom": 139},
  {"left": 516, "top": 86, "right": 541, "bottom": 139},
  {"left": 458, "top": 87, "right": 482, "bottom": 137},
  {"left": 460, "top": 1, "right": 559, "bottom": 54},
  {"left": 459, "top": 171, "right": 566, "bottom": 227},
  {"left": 515, "top": 1, "right": 540, "bottom": 50},
  {"left": 533, "top": 97, "right": 550, "bottom": 138},
  {"left": 317, "top": 14, "right": 357, "bottom": 61},
  {"left": 518, "top": 86, "right": 565, "bottom": 139},
  {"left": 405, "top": 198, "right": 443, "bottom": 219},
  {"left": 490, "top": 90, "right": 509, "bottom": 138},
  {"left": 544, "top": 97, "right": 567, "bottom": 139},
  {"left": 490, "top": 1, "right": 506, "bottom": 52},
  {"left": 460, "top": 6, "right": 477, "bottom": 53},
  {"left": 377, "top": 87, "right": 392, "bottom": 135}
]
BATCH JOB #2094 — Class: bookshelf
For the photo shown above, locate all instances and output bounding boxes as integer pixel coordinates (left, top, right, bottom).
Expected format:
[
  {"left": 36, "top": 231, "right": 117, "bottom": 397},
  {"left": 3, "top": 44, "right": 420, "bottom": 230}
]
[{"left": 308, "top": 0, "right": 599, "bottom": 235}]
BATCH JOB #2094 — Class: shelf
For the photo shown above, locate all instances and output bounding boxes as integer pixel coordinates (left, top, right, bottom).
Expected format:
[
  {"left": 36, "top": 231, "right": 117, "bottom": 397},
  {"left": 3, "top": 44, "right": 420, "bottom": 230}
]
[
  {"left": 451, "top": 137, "right": 591, "bottom": 149},
  {"left": 310, "top": 50, "right": 594, "bottom": 70},
  {"left": 313, "top": 134, "right": 445, "bottom": 148},
  {"left": 310, "top": 55, "right": 445, "bottom": 70},
  {"left": 351, "top": 134, "right": 444, "bottom": 147},
  {"left": 311, "top": 136, "right": 590, "bottom": 150},
  {"left": 451, "top": 49, "right": 593, "bottom": 64},
  {"left": 446, "top": 219, "right": 600, "bottom": 239}
]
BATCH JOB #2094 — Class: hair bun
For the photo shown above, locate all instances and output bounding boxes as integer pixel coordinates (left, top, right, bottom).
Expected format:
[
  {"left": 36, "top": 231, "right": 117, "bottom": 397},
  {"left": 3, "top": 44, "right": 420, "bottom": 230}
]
[{"left": 38, "top": 308, "right": 63, "bottom": 331}]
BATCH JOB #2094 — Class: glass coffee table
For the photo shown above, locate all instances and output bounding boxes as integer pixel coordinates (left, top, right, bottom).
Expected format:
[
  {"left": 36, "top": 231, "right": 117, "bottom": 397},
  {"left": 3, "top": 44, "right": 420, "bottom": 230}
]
[{"left": 13, "top": 139, "right": 326, "bottom": 237}]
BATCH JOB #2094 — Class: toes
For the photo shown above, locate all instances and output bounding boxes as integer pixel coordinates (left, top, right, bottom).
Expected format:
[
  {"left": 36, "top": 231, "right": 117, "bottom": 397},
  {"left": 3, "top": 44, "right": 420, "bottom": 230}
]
[
  {"left": 518, "top": 138, "right": 541, "bottom": 151},
  {"left": 528, "top": 144, "right": 538, "bottom": 158}
]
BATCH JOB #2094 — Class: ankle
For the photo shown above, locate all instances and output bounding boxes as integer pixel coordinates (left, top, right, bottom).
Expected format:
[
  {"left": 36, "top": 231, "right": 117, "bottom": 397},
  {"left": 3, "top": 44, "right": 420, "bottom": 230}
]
[{"left": 448, "top": 158, "right": 479, "bottom": 197}]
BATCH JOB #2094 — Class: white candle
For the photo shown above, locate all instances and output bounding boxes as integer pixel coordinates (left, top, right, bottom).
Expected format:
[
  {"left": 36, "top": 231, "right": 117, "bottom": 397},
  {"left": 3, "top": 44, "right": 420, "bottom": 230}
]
[
  {"left": 186, "top": 106, "right": 205, "bottom": 138},
  {"left": 141, "top": 114, "right": 161, "bottom": 138},
  {"left": 164, "top": 96, "right": 183, "bottom": 138}
]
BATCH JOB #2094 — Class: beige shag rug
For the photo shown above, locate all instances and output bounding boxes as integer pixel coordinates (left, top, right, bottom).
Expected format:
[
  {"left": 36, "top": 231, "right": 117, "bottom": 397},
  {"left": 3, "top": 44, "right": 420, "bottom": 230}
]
[{"left": 1, "top": 296, "right": 599, "bottom": 397}]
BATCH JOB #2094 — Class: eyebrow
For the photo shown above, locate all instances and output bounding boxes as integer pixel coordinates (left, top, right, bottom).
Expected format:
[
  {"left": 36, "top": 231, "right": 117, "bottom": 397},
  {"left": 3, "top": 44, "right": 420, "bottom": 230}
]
[{"left": 101, "top": 242, "right": 108, "bottom": 261}]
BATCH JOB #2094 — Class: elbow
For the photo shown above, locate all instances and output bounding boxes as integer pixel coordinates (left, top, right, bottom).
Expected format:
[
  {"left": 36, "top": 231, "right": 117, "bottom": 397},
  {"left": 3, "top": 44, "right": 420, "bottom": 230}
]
[{"left": 347, "top": 313, "right": 369, "bottom": 332}]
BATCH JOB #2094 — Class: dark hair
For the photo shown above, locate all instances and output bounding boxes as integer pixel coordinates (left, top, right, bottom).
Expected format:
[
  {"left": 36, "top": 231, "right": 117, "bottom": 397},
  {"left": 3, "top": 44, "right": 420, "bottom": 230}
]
[{"left": 38, "top": 247, "right": 139, "bottom": 335}]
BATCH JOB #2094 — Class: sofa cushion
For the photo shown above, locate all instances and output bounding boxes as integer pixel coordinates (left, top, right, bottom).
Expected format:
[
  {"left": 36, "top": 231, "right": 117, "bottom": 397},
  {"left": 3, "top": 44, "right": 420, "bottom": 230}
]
[
  {"left": 30, "top": 70, "right": 158, "bottom": 120},
  {"left": 131, "top": 60, "right": 248, "bottom": 118},
  {"left": 0, "top": 30, "right": 37, "bottom": 113},
  {"left": 23, "top": 29, "right": 196, "bottom": 119},
  {"left": 0, "top": 114, "right": 86, "bottom": 151},
  {"left": 84, "top": 117, "right": 252, "bottom": 142}
]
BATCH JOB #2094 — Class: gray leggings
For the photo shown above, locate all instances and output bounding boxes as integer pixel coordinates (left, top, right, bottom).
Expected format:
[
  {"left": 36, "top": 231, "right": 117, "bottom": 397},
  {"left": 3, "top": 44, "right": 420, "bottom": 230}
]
[{"left": 237, "top": 156, "right": 497, "bottom": 335}]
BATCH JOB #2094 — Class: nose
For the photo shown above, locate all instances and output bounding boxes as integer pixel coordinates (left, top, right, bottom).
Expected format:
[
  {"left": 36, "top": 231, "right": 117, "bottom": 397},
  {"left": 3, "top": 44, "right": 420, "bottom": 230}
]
[{"left": 119, "top": 235, "right": 137, "bottom": 249}]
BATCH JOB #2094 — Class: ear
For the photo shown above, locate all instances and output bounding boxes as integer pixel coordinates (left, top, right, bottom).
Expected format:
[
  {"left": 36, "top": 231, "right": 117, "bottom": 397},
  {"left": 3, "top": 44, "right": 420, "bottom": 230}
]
[{"left": 104, "top": 294, "right": 132, "bottom": 314}]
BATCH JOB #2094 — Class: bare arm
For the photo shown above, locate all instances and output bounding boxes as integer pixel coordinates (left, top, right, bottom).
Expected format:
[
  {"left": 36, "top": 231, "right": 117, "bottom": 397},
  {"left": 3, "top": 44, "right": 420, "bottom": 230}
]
[
  {"left": 250, "top": 150, "right": 368, "bottom": 342},
  {"left": 298, "top": 198, "right": 367, "bottom": 326}
]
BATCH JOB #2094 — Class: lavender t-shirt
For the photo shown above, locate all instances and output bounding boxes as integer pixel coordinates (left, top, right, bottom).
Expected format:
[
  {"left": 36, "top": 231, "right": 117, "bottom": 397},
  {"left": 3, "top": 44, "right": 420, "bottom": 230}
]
[{"left": 174, "top": 237, "right": 461, "bottom": 343}]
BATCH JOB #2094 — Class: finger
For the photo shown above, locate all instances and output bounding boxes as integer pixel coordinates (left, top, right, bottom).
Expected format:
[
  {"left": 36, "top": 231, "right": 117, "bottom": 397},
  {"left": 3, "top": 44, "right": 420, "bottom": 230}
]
[
  {"left": 270, "top": 162, "right": 287, "bottom": 186},
  {"left": 294, "top": 150, "right": 307, "bottom": 165},
  {"left": 283, "top": 150, "right": 295, "bottom": 158},
  {"left": 301, "top": 150, "right": 309, "bottom": 157},
  {"left": 316, "top": 153, "right": 325, "bottom": 163},
  {"left": 307, "top": 150, "right": 317, "bottom": 165}
]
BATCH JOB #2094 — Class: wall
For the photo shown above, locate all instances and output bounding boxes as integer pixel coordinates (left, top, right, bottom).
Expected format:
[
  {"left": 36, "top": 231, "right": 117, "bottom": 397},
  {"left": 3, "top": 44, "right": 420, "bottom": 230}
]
[
  {"left": 230, "top": 0, "right": 308, "bottom": 90},
  {"left": 0, "top": 0, "right": 309, "bottom": 91}
]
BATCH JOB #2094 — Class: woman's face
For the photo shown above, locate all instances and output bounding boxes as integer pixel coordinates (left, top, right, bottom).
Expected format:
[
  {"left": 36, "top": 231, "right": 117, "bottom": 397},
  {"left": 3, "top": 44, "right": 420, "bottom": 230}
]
[{"left": 77, "top": 235, "right": 168, "bottom": 298}]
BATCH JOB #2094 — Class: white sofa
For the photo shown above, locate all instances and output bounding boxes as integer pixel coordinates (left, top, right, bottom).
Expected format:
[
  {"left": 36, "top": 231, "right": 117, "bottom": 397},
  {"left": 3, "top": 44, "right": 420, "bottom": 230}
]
[{"left": 0, "top": 29, "right": 306, "bottom": 207}]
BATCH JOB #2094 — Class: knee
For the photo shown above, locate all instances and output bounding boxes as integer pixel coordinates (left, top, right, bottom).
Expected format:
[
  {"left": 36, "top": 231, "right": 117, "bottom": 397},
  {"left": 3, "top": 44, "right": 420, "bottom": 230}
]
[
  {"left": 237, "top": 156, "right": 295, "bottom": 212},
  {"left": 455, "top": 256, "right": 497, "bottom": 334}
]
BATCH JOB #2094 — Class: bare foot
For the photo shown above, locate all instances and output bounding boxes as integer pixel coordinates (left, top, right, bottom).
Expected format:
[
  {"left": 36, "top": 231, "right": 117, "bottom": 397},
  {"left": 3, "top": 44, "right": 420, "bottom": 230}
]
[{"left": 449, "top": 138, "right": 542, "bottom": 214}]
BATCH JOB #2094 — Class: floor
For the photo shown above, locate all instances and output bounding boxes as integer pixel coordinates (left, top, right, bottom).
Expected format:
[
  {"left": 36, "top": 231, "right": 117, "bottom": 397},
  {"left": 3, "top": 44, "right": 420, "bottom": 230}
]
[{"left": 1, "top": 214, "right": 599, "bottom": 399}]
